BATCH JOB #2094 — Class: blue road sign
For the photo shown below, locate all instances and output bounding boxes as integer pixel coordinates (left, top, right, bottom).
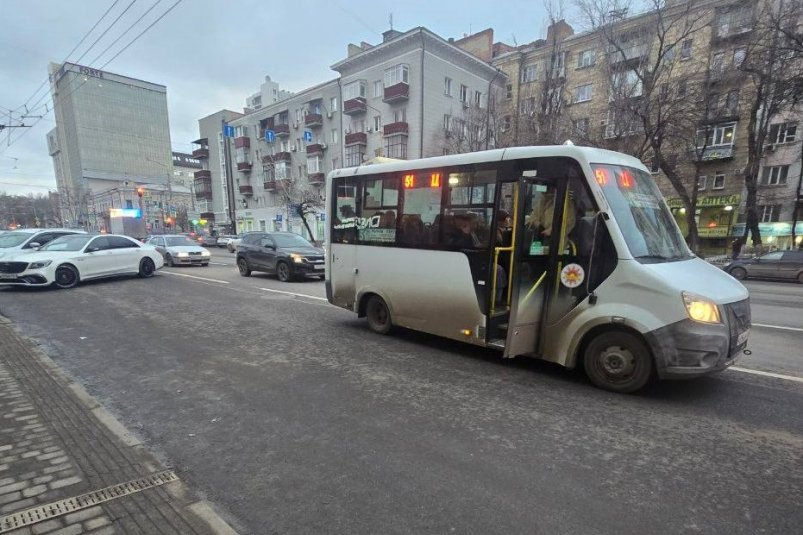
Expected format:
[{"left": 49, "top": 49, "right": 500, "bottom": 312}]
[
  {"left": 319, "top": 213, "right": 326, "bottom": 221},
  {"left": 275, "top": 214, "right": 283, "bottom": 223},
  {"left": 303, "top": 130, "right": 313, "bottom": 142},
  {"left": 265, "top": 130, "right": 275, "bottom": 143},
  {"left": 223, "top": 125, "right": 235, "bottom": 137}
]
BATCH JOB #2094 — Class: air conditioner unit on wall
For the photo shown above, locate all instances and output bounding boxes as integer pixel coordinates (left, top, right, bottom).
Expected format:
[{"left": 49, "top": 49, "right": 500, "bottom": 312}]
[
  {"left": 327, "top": 112, "right": 333, "bottom": 118},
  {"left": 291, "top": 145, "right": 298, "bottom": 152}
]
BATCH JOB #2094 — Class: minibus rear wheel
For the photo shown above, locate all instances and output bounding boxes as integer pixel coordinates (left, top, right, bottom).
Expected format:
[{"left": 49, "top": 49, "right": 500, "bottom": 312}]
[
  {"left": 584, "top": 331, "right": 653, "bottom": 393},
  {"left": 365, "top": 295, "right": 392, "bottom": 335}
]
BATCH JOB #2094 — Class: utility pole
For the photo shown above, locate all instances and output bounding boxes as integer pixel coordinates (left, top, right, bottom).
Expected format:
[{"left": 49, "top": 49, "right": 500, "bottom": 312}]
[{"left": 222, "top": 118, "right": 237, "bottom": 235}]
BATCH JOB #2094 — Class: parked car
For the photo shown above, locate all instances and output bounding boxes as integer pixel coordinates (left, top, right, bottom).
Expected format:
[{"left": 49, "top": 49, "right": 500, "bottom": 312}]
[
  {"left": 196, "top": 234, "right": 218, "bottom": 247},
  {"left": 0, "top": 228, "right": 87, "bottom": 260},
  {"left": 227, "top": 236, "right": 242, "bottom": 253},
  {"left": 0, "top": 234, "right": 163, "bottom": 289},
  {"left": 725, "top": 250, "right": 803, "bottom": 283},
  {"left": 217, "top": 235, "right": 236, "bottom": 248},
  {"left": 236, "top": 232, "right": 324, "bottom": 282},
  {"left": 145, "top": 235, "right": 211, "bottom": 267}
]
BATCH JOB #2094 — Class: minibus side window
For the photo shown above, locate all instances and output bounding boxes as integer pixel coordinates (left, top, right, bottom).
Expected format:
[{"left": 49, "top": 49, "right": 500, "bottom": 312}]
[
  {"left": 359, "top": 175, "right": 399, "bottom": 245},
  {"left": 332, "top": 177, "right": 359, "bottom": 244}
]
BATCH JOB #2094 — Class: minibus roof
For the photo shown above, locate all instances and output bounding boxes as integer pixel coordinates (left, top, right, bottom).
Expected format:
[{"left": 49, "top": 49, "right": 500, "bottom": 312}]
[{"left": 329, "top": 145, "right": 647, "bottom": 178}]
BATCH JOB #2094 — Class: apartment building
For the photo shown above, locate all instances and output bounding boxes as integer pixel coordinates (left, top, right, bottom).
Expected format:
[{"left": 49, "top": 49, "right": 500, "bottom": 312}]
[
  {"left": 246, "top": 75, "right": 294, "bottom": 111},
  {"left": 191, "top": 109, "right": 244, "bottom": 233},
  {"left": 491, "top": 0, "right": 801, "bottom": 254}
]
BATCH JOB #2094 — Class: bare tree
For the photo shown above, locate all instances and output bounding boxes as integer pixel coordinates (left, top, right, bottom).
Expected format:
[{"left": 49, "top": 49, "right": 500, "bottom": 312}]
[
  {"left": 436, "top": 98, "right": 503, "bottom": 155},
  {"left": 738, "top": 0, "right": 803, "bottom": 247},
  {"left": 577, "top": 0, "right": 712, "bottom": 251}
]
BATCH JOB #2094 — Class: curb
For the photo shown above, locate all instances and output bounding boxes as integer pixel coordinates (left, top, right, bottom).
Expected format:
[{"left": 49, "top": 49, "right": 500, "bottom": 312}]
[{"left": 0, "top": 313, "right": 242, "bottom": 535}]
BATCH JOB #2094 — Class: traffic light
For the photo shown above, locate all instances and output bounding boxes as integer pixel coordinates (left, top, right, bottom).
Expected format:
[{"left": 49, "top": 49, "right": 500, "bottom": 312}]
[{"left": 136, "top": 187, "right": 145, "bottom": 198}]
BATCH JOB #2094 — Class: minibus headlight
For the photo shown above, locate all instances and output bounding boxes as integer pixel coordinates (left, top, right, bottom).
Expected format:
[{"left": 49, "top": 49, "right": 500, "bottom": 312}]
[{"left": 682, "top": 292, "right": 721, "bottom": 324}]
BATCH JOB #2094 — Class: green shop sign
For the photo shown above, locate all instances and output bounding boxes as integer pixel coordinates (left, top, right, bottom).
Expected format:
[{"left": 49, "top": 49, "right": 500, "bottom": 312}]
[
  {"left": 666, "top": 195, "right": 741, "bottom": 209},
  {"left": 730, "top": 222, "right": 803, "bottom": 237}
]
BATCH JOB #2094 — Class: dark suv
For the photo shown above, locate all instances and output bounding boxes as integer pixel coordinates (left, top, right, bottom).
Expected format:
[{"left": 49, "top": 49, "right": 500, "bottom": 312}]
[
  {"left": 236, "top": 232, "right": 325, "bottom": 282},
  {"left": 725, "top": 250, "right": 803, "bottom": 283}
]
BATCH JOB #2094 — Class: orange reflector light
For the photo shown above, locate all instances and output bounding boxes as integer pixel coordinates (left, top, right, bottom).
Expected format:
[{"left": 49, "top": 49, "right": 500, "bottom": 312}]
[
  {"left": 461, "top": 329, "right": 472, "bottom": 337},
  {"left": 594, "top": 168, "right": 609, "bottom": 186},
  {"left": 404, "top": 174, "right": 415, "bottom": 188}
]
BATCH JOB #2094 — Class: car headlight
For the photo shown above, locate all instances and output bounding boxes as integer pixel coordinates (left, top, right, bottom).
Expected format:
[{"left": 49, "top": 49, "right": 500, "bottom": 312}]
[
  {"left": 177, "top": 252, "right": 189, "bottom": 257},
  {"left": 201, "top": 250, "right": 210, "bottom": 256},
  {"left": 290, "top": 253, "right": 304, "bottom": 264},
  {"left": 28, "top": 260, "right": 52, "bottom": 269},
  {"left": 682, "top": 292, "right": 721, "bottom": 324}
]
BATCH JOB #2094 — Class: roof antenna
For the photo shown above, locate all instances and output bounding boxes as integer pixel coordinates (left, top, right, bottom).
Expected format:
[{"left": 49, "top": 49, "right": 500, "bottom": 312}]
[{"left": 389, "top": 13, "right": 393, "bottom": 30}]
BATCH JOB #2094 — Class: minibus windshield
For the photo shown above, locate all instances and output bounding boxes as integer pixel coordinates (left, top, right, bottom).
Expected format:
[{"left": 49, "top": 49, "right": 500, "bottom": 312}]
[{"left": 592, "top": 164, "right": 692, "bottom": 263}]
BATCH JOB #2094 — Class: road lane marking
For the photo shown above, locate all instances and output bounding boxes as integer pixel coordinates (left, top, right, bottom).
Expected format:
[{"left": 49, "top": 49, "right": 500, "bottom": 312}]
[
  {"left": 753, "top": 323, "right": 803, "bottom": 333},
  {"left": 161, "top": 271, "right": 230, "bottom": 284},
  {"left": 730, "top": 367, "right": 803, "bottom": 383},
  {"left": 210, "top": 262, "right": 231, "bottom": 266},
  {"left": 258, "top": 287, "right": 327, "bottom": 301}
]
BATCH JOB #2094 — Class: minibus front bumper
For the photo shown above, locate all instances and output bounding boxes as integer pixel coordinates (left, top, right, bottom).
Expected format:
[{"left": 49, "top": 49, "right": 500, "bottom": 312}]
[{"left": 645, "top": 299, "right": 751, "bottom": 379}]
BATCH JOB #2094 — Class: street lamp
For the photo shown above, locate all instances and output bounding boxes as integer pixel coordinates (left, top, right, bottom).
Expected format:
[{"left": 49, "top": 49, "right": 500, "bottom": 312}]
[{"left": 724, "top": 205, "right": 734, "bottom": 255}]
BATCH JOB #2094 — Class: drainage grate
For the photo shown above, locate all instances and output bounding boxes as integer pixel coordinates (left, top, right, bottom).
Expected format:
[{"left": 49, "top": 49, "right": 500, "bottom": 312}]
[{"left": 0, "top": 470, "right": 178, "bottom": 533}]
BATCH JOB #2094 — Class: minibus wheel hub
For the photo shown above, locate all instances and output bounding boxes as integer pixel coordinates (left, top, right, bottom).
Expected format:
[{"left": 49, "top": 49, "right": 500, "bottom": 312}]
[{"left": 600, "top": 347, "right": 635, "bottom": 377}]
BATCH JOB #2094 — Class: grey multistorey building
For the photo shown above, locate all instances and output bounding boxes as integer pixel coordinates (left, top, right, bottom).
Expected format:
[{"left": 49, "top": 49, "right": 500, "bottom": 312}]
[{"left": 47, "top": 62, "right": 174, "bottom": 230}]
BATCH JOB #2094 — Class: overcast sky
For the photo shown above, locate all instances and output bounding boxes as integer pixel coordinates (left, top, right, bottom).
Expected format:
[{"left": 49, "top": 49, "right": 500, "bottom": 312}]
[{"left": 0, "top": 0, "right": 571, "bottom": 196}]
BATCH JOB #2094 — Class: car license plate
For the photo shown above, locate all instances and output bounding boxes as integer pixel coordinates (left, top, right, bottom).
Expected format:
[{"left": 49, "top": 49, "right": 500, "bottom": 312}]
[
  {"left": 0, "top": 273, "right": 16, "bottom": 280},
  {"left": 737, "top": 329, "right": 750, "bottom": 346},
  {"left": 314, "top": 264, "right": 324, "bottom": 270}
]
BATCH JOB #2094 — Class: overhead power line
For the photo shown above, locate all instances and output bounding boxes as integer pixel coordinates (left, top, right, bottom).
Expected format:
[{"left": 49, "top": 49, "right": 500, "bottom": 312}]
[{"left": 89, "top": 0, "right": 164, "bottom": 66}]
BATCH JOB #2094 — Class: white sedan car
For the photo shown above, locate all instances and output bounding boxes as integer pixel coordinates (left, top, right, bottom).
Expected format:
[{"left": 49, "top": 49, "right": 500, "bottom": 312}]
[{"left": 0, "top": 234, "right": 163, "bottom": 289}]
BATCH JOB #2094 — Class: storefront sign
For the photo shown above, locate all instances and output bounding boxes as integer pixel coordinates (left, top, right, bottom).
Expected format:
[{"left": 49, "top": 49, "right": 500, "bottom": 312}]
[
  {"left": 697, "top": 226, "right": 731, "bottom": 238},
  {"left": 666, "top": 194, "right": 741, "bottom": 209},
  {"left": 79, "top": 66, "right": 104, "bottom": 78},
  {"left": 730, "top": 222, "right": 803, "bottom": 237}
]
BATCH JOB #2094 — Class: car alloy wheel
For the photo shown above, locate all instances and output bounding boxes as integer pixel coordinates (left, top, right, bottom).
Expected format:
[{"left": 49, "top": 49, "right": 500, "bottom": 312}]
[
  {"left": 237, "top": 258, "right": 251, "bottom": 277},
  {"left": 276, "top": 261, "right": 291, "bottom": 282},
  {"left": 138, "top": 258, "right": 155, "bottom": 278},
  {"left": 54, "top": 265, "right": 79, "bottom": 289},
  {"left": 729, "top": 267, "right": 747, "bottom": 280}
]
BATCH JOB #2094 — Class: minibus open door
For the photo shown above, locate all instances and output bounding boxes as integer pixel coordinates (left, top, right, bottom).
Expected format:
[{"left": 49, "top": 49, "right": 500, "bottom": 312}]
[{"left": 502, "top": 174, "right": 569, "bottom": 358}]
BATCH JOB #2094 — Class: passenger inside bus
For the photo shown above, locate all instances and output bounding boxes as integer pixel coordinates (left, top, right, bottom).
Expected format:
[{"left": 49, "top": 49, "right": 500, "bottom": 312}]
[{"left": 449, "top": 213, "right": 481, "bottom": 249}]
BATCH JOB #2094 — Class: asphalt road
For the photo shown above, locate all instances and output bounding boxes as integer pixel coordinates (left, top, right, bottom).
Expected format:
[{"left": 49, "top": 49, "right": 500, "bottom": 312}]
[{"left": 1, "top": 249, "right": 801, "bottom": 535}]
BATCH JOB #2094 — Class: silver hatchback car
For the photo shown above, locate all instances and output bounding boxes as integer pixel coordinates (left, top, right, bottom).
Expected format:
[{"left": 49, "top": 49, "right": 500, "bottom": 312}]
[{"left": 725, "top": 250, "right": 803, "bottom": 283}]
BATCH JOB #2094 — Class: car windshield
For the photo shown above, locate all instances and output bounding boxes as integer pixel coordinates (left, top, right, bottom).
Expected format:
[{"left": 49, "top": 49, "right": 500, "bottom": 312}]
[
  {"left": 592, "top": 164, "right": 692, "bottom": 263},
  {"left": 165, "top": 236, "right": 197, "bottom": 246},
  {"left": 0, "top": 232, "right": 34, "bottom": 248},
  {"left": 273, "top": 234, "right": 314, "bottom": 248},
  {"left": 41, "top": 235, "right": 93, "bottom": 251}
]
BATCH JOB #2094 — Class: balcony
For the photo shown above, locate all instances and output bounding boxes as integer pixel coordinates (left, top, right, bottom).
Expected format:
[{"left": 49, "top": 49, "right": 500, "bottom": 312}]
[
  {"left": 273, "top": 151, "right": 292, "bottom": 162},
  {"left": 305, "top": 113, "right": 323, "bottom": 127},
  {"left": 711, "top": 26, "right": 752, "bottom": 45},
  {"left": 345, "top": 132, "right": 367, "bottom": 146},
  {"left": 384, "top": 121, "right": 409, "bottom": 136},
  {"left": 693, "top": 145, "right": 735, "bottom": 161},
  {"left": 200, "top": 212, "right": 215, "bottom": 220},
  {"left": 344, "top": 97, "right": 367, "bottom": 115},
  {"left": 263, "top": 180, "right": 277, "bottom": 191},
  {"left": 704, "top": 106, "right": 740, "bottom": 123},
  {"left": 192, "top": 148, "right": 209, "bottom": 159},
  {"left": 237, "top": 162, "right": 252, "bottom": 172},
  {"left": 239, "top": 185, "right": 254, "bottom": 196},
  {"left": 194, "top": 170, "right": 211, "bottom": 180},
  {"left": 234, "top": 136, "right": 250, "bottom": 149},
  {"left": 306, "top": 143, "right": 325, "bottom": 155},
  {"left": 307, "top": 173, "right": 325, "bottom": 185},
  {"left": 608, "top": 43, "right": 648, "bottom": 65},
  {"left": 383, "top": 82, "right": 410, "bottom": 103},
  {"left": 274, "top": 124, "right": 290, "bottom": 136}
]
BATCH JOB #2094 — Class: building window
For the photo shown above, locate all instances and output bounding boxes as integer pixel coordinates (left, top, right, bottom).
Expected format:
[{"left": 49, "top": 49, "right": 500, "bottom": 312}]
[
  {"left": 733, "top": 48, "right": 746, "bottom": 68},
  {"left": 521, "top": 64, "right": 537, "bottom": 83},
  {"left": 724, "top": 90, "right": 739, "bottom": 115},
  {"left": 502, "top": 115, "right": 511, "bottom": 131},
  {"left": 506, "top": 83, "right": 513, "bottom": 100},
  {"left": 384, "top": 136, "right": 407, "bottom": 159},
  {"left": 762, "top": 165, "right": 789, "bottom": 186},
  {"left": 459, "top": 84, "right": 468, "bottom": 103},
  {"left": 577, "top": 50, "right": 596, "bottom": 68},
  {"left": 343, "top": 80, "right": 366, "bottom": 100},
  {"left": 307, "top": 156, "right": 322, "bottom": 174},
  {"left": 681, "top": 39, "right": 693, "bottom": 59},
  {"left": 393, "top": 108, "right": 406, "bottom": 123},
  {"left": 573, "top": 118, "right": 589, "bottom": 136},
  {"left": 275, "top": 162, "right": 288, "bottom": 180},
  {"left": 677, "top": 80, "right": 687, "bottom": 99},
  {"left": 713, "top": 172, "right": 725, "bottom": 189},
  {"left": 331, "top": 128, "right": 338, "bottom": 144},
  {"left": 235, "top": 126, "right": 248, "bottom": 137},
  {"left": 716, "top": 4, "right": 753, "bottom": 38},
  {"left": 574, "top": 83, "right": 593, "bottom": 103},
  {"left": 612, "top": 69, "right": 642, "bottom": 98},
  {"left": 384, "top": 64, "right": 409, "bottom": 87},
  {"left": 697, "top": 175, "right": 707, "bottom": 190},
  {"left": 759, "top": 204, "right": 782, "bottom": 222},
  {"left": 520, "top": 97, "right": 535, "bottom": 115},
  {"left": 697, "top": 123, "right": 736, "bottom": 147},
  {"left": 295, "top": 109, "right": 301, "bottom": 122},
  {"left": 330, "top": 97, "right": 338, "bottom": 112},
  {"left": 373, "top": 80, "right": 382, "bottom": 98},
  {"left": 373, "top": 115, "right": 382, "bottom": 131},
  {"left": 769, "top": 122, "right": 797, "bottom": 144},
  {"left": 443, "top": 114, "right": 452, "bottom": 131},
  {"left": 474, "top": 91, "right": 482, "bottom": 107},
  {"left": 444, "top": 77, "right": 452, "bottom": 96}
]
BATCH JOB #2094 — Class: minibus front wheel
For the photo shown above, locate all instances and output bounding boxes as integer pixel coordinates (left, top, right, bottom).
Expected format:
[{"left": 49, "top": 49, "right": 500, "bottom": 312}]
[{"left": 583, "top": 331, "right": 653, "bottom": 393}]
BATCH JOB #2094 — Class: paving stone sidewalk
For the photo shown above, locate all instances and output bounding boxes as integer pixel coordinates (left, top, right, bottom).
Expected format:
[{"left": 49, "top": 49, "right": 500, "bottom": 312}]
[{"left": 0, "top": 315, "right": 238, "bottom": 535}]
